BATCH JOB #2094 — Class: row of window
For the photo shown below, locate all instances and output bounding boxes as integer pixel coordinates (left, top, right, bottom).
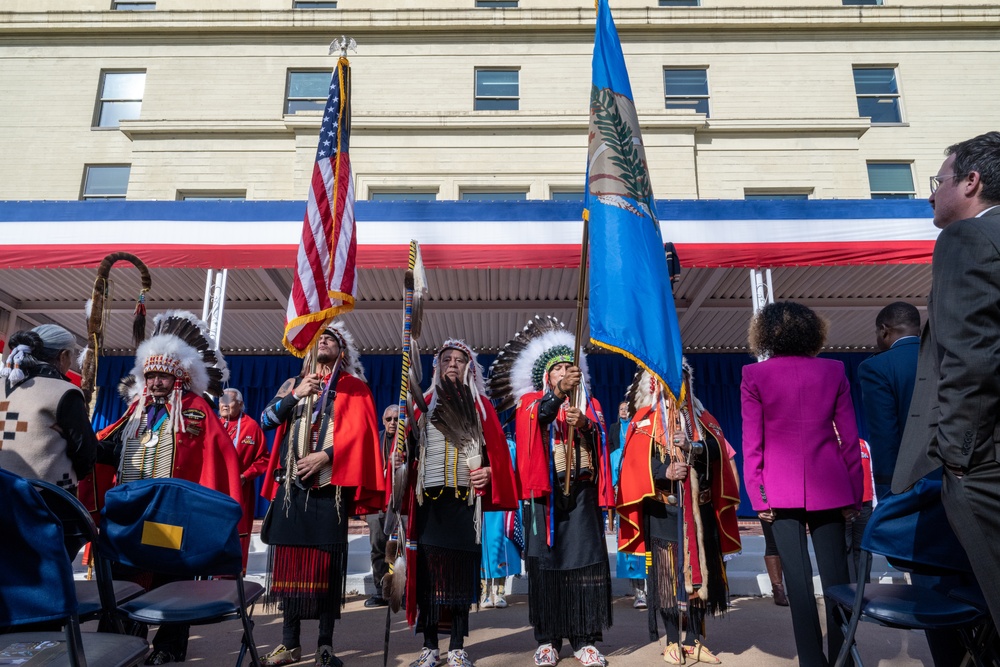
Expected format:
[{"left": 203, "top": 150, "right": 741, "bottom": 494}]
[
  {"left": 108, "top": 1, "right": 885, "bottom": 10},
  {"left": 79, "top": 163, "right": 918, "bottom": 200},
  {"left": 287, "top": 65, "right": 902, "bottom": 120},
  {"left": 92, "top": 65, "right": 901, "bottom": 126}
]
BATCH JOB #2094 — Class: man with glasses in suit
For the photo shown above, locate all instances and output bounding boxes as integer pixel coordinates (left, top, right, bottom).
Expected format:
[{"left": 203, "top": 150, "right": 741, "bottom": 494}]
[{"left": 894, "top": 131, "right": 1000, "bottom": 631}]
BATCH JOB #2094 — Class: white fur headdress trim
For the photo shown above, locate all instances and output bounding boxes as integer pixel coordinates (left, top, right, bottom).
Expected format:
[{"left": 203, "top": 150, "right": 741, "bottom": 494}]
[
  {"left": 633, "top": 357, "right": 703, "bottom": 413},
  {"left": 124, "top": 310, "right": 229, "bottom": 402},
  {"left": 324, "top": 321, "right": 366, "bottom": 383},
  {"left": 130, "top": 333, "right": 208, "bottom": 397},
  {"left": 509, "top": 329, "right": 590, "bottom": 400}
]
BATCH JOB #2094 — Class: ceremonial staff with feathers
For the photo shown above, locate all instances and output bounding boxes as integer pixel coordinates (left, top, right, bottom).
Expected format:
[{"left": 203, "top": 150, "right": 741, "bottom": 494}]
[
  {"left": 79, "top": 251, "right": 152, "bottom": 413},
  {"left": 76, "top": 251, "right": 152, "bottom": 521},
  {"left": 379, "top": 240, "right": 427, "bottom": 666}
]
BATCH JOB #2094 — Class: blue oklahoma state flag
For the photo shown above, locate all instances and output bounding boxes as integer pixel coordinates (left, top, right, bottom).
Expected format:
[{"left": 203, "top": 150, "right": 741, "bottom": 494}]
[{"left": 586, "top": 0, "right": 683, "bottom": 399}]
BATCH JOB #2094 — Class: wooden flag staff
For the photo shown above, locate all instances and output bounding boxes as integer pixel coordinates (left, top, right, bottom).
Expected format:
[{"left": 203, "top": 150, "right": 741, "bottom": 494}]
[{"left": 564, "top": 214, "right": 591, "bottom": 496}]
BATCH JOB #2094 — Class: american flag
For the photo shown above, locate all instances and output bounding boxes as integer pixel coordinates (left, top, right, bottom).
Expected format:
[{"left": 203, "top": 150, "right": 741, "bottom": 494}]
[{"left": 283, "top": 56, "right": 357, "bottom": 356}]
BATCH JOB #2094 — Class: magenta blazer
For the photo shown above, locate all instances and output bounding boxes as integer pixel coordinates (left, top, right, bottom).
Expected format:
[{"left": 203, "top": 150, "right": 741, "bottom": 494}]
[{"left": 741, "top": 355, "right": 863, "bottom": 513}]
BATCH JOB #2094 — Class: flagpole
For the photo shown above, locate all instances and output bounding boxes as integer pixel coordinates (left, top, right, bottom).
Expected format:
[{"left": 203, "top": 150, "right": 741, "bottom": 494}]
[{"left": 564, "top": 213, "right": 590, "bottom": 496}]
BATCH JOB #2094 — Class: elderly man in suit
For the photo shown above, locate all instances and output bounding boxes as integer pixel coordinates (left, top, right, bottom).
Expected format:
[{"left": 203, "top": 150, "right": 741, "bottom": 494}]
[
  {"left": 858, "top": 301, "right": 921, "bottom": 501},
  {"left": 893, "top": 130, "right": 1000, "bottom": 630}
]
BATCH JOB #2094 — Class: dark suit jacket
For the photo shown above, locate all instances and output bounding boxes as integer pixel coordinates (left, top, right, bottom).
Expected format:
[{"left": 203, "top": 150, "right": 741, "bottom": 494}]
[
  {"left": 607, "top": 418, "right": 628, "bottom": 454},
  {"left": 858, "top": 337, "right": 919, "bottom": 487},
  {"left": 892, "top": 207, "right": 1000, "bottom": 493}
]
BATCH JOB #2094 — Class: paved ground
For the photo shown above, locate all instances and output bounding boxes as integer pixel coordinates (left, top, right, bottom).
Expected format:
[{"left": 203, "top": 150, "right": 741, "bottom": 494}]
[{"left": 171, "top": 594, "right": 935, "bottom": 666}]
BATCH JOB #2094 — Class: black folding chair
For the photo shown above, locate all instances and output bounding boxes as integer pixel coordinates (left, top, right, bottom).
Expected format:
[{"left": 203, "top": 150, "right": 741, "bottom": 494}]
[
  {"left": 0, "top": 468, "right": 149, "bottom": 667},
  {"left": 98, "top": 478, "right": 264, "bottom": 667},
  {"left": 828, "top": 479, "right": 994, "bottom": 667},
  {"left": 29, "top": 479, "right": 145, "bottom": 632}
]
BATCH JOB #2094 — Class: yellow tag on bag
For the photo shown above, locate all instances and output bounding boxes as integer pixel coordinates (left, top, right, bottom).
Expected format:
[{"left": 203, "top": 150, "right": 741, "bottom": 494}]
[{"left": 141, "top": 520, "right": 184, "bottom": 550}]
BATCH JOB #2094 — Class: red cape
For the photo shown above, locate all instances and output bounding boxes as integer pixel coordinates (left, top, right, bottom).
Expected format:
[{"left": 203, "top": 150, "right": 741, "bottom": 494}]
[
  {"left": 513, "top": 391, "right": 615, "bottom": 508},
  {"left": 403, "top": 393, "right": 518, "bottom": 627},
  {"left": 226, "top": 412, "right": 269, "bottom": 568},
  {"left": 617, "top": 405, "right": 741, "bottom": 557},
  {"left": 80, "top": 392, "right": 242, "bottom": 514},
  {"left": 260, "top": 373, "right": 385, "bottom": 515}
]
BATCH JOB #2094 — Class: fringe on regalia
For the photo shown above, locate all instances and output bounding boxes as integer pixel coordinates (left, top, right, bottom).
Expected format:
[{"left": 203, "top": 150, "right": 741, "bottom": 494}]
[
  {"left": 526, "top": 558, "right": 613, "bottom": 640},
  {"left": 415, "top": 544, "right": 481, "bottom": 630},
  {"left": 264, "top": 543, "right": 349, "bottom": 619}
]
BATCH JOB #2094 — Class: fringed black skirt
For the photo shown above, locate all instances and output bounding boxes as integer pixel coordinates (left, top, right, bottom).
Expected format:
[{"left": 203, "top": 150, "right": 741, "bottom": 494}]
[
  {"left": 645, "top": 499, "right": 729, "bottom": 640},
  {"left": 414, "top": 488, "right": 481, "bottom": 631},
  {"left": 524, "top": 481, "right": 613, "bottom": 639},
  {"left": 261, "top": 484, "right": 350, "bottom": 619}
]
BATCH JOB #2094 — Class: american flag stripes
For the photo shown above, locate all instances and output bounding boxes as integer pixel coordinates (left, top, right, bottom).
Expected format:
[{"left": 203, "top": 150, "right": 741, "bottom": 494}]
[{"left": 283, "top": 56, "right": 357, "bottom": 356}]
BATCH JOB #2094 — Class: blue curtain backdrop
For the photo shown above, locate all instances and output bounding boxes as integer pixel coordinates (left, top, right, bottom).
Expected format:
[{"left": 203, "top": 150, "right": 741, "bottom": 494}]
[{"left": 93, "top": 351, "right": 871, "bottom": 518}]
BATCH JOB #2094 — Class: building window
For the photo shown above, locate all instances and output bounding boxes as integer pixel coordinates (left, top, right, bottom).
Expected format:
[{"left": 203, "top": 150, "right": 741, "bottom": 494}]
[
  {"left": 843, "top": 0, "right": 883, "bottom": 5},
  {"left": 867, "top": 163, "right": 915, "bottom": 199},
  {"left": 369, "top": 191, "right": 438, "bottom": 202},
  {"left": 476, "top": 0, "right": 518, "bottom": 6},
  {"left": 853, "top": 67, "right": 902, "bottom": 124},
  {"left": 659, "top": 0, "right": 700, "bottom": 6},
  {"left": 292, "top": 1, "right": 338, "bottom": 7},
  {"left": 475, "top": 69, "right": 519, "bottom": 111},
  {"left": 285, "top": 71, "right": 330, "bottom": 114},
  {"left": 178, "top": 192, "right": 246, "bottom": 200},
  {"left": 550, "top": 189, "right": 585, "bottom": 201},
  {"left": 664, "top": 69, "right": 709, "bottom": 116},
  {"left": 460, "top": 191, "right": 527, "bottom": 201},
  {"left": 111, "top": 1, "right": 156, "bottom": 9},
  {"left": 94, "top": 71, "right": 145, "bottom": 128},
  {"left": 82, "top": 165, "right": 130, "bottom": 200},
  {"left": 744, "top": 192, "right": 811, "bottom": 201}
]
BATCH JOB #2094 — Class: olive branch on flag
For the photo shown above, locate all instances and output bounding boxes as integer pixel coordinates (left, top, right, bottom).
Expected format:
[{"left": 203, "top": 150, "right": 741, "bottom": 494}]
[{"left": 591, "top": 85, "right": 654, "bottom": 216}]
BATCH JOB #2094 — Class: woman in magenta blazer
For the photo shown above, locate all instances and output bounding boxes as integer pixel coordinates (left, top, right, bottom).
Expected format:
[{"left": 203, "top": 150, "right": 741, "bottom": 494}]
[{"left": 741, "top": 302, "right": 863, "bottom": 667}]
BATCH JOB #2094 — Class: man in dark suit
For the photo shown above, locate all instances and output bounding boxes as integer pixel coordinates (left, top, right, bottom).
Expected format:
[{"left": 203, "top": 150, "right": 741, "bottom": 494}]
[
  {"left": 863, "top": 303, "right": 963, "bottom": 664},
  {"left": 858, "top": 302, "right": 921, "bottom": 501},
  {"left": 893, "top": 131, "right": 1000, "bottom": 630}
]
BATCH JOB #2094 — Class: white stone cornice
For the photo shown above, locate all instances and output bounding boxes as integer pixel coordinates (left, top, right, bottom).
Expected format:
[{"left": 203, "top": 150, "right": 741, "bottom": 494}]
[
  {"left": 286, "top": 110, "right": 707, "bottom": 131},
  {"left": 2, "top": 7, "right": 999, "bottom": 35},
  {"left": 118, "top": 119, "right": 294, "bottom": 140},
  {"left": 118, "top": 114, "right": 870, "bottom": 137},
  {"left": 703, "top": 118, "right": 871, "bottom": 136}
]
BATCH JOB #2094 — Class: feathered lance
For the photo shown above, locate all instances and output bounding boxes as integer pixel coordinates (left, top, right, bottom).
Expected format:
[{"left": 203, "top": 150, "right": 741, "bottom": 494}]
[
  {"left": 382, "top": 240, "right": 426, "bottom": 667},
  {"left": 80, "top": 251, "right": 152, "bottom": 416}
]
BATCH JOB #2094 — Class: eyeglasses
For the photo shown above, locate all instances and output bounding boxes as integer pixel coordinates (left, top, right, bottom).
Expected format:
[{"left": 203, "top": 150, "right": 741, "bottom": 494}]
[
  {"left": 929, "top": 173, "right": 960, "bottom": 194},
  {"left": 384, "top": 417, "right": 399, "bottom": 422}
]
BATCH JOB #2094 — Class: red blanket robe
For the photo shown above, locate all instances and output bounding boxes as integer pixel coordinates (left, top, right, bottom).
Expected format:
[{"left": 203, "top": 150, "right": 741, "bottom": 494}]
[
  {"left": 403, "top": 394, "right": 519, "bottom": 627},
  {"left": 514, "top": 391, "right": 615, "bottom": 507},
  {"left": 617, "top": 405, "right": 741, "bottom": 558},
  {"left": 225, "top": 413, "right": 269, "bottom": 570},
  {"left": 80, "top": 391, "right": 242, "bottom": 515},
  {"left": 260, "top": 372, "right": 385, "bottom": 516}
]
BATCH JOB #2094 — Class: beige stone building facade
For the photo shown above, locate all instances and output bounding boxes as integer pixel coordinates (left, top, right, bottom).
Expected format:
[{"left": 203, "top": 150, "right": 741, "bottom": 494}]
[{"left": 2, "top": 1, "right": 998, "bottom": 204}]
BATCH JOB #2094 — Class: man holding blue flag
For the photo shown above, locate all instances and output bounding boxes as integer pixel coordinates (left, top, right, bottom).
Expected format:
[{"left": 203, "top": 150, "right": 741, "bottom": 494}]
[{"left": 488, "top": 317, "right": 614, "bottom": 667}]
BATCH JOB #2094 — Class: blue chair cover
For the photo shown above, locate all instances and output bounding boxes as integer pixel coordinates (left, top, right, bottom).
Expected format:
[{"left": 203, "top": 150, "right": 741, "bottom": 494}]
[
  {"left": 0, "top": 468, "right": 78, "bottom": 627},
  {"left": 862, "top": 477, "right": 972, "bottom": 575},
  {"left": 99, "top": 478, "right": 243, "bottom": 577}
]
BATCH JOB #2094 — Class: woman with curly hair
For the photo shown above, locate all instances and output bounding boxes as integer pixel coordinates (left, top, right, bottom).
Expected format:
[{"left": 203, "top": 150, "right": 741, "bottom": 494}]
[{"left": 741, "top": 302, "right": 863, "bottom": 667}]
